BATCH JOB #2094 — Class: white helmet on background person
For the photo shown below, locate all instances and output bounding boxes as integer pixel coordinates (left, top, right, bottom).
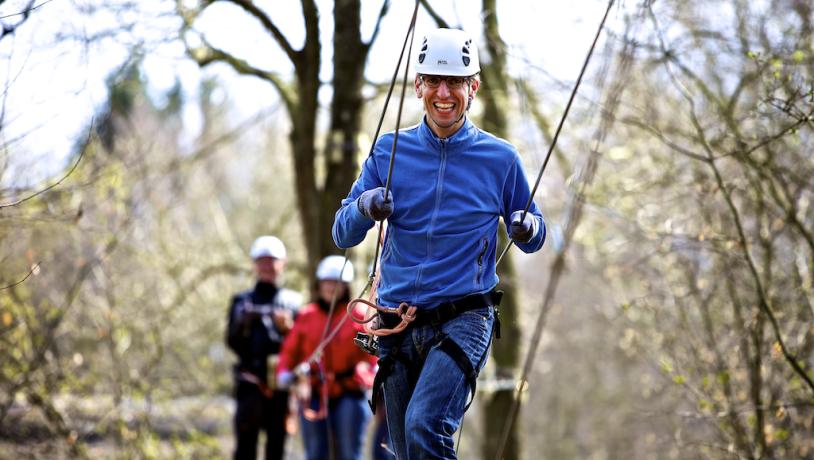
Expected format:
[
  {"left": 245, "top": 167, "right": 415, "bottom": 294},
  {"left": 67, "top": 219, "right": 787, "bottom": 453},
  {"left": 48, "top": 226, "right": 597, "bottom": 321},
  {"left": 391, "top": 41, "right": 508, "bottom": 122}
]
[
  {"left": 250, "top": 235, "right": 287, "bottom": 260},
  {"left": 415, "top": 28, "right": 480, "bottom": 77},
  {"left": 316, "top": 255, "right": 354, "bottom": 283}
]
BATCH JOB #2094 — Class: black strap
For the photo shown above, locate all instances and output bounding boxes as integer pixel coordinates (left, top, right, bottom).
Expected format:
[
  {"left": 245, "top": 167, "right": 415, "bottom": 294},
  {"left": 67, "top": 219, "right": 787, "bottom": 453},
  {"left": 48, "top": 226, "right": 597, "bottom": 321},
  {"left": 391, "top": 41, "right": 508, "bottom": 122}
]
[
  {"left": 369, "top": 335, "right": 411, "bottom": 414},
  {"left": 491, "top": 290, "right": 503, "bottom": 339},
  {"left": 412, "top": 289, "right": 502, "bottom": 328},
  {"left": 436, "top": 338, "right": 480, "bottom": 411},
  {"left": 334, "top": 367, "right": 356, "bottom": 381}
]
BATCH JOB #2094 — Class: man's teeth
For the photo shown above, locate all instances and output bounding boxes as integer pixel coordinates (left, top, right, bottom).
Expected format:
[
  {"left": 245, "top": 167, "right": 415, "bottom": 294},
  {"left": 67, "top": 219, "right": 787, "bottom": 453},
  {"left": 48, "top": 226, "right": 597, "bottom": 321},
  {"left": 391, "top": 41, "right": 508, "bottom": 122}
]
[{"left": 435, "top": 103, "right": 454, "bottom": 109}]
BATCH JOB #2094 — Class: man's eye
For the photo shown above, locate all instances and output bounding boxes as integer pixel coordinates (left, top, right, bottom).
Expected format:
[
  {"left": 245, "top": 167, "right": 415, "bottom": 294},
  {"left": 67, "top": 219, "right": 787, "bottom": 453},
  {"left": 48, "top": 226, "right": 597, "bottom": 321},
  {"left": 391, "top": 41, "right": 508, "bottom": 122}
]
[{"left": 427, "top": 77, "right": 441, "bottom": 85}]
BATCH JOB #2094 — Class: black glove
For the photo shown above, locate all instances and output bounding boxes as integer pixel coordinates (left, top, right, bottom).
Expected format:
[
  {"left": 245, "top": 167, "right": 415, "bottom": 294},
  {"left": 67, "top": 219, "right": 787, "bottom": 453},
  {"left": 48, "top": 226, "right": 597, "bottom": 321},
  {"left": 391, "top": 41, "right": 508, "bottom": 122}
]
[
  {"left": 509, "top": 210, "right": 537, "bottom": 243},
  {"left": 357, "top": 187, "right": 394, "bottom": 221}
]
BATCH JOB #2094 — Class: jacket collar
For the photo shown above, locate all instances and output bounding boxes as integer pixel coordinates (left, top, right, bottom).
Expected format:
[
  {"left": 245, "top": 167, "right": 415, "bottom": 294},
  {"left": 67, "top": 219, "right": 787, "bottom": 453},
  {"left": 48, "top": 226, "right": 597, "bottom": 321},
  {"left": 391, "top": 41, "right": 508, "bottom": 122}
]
[{"left": 419, "top": 116, "right": 477, "bottom": 153}]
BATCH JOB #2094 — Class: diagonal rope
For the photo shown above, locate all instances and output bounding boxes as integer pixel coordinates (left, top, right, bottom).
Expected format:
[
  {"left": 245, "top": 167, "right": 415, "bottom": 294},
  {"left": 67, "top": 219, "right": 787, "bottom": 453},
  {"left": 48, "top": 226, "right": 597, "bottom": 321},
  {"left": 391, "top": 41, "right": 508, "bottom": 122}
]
[
  {"left": 493, "top": 1, "right": 619, "bottom": 458},
  {"left": 369, "top": 0, "right": 419, "bottom": 279},
  {"left": 495, "top": 0, "right": 616, "bottom": 267}
]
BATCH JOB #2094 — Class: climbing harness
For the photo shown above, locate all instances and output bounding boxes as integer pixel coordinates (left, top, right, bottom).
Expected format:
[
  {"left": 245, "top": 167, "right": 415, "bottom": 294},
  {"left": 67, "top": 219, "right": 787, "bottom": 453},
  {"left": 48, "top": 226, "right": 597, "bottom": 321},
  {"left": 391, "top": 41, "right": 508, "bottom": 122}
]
[{"left": 365, "top": 290, "right": 504, "bottom": 415}]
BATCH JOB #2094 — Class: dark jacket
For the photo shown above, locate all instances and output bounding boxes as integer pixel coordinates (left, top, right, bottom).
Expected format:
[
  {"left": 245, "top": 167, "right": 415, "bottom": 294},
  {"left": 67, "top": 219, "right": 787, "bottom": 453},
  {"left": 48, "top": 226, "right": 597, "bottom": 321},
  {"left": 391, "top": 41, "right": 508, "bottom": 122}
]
[{"left": 226, "top": 281, "right": 302, "bottom": 382}]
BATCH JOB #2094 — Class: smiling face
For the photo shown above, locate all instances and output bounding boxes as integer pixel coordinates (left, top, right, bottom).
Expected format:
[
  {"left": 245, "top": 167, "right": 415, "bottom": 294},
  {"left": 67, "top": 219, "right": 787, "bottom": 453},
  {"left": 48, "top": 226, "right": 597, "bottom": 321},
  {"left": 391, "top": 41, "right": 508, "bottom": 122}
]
[{"left": 415, "top": 73, "right": 479, "bottom": 139}]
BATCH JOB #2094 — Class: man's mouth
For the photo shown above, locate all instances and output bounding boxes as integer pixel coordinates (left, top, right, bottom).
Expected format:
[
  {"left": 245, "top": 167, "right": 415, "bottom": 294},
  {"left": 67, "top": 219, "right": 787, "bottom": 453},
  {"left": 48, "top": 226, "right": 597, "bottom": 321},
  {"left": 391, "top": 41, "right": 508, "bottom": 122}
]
[{"left": 434, "top": 102, "right": 455, "bottom": 112}]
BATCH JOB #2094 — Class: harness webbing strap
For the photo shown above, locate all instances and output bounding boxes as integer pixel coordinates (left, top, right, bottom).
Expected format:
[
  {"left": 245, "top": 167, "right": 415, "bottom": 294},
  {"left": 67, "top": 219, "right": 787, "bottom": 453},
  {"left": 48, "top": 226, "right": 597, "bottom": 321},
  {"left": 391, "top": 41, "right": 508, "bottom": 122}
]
[
  {"left": 436, "top": 337, "right": 479, "bottom": 411},
  {"left": 369, "top": 342, "right": 411, "bottom": 414}
]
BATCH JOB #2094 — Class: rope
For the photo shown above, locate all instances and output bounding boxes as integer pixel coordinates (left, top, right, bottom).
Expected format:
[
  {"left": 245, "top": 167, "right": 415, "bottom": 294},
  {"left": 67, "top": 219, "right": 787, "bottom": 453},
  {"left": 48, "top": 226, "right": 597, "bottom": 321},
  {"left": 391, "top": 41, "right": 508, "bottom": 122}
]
[
  {"left": 493, "top": 2, "right": 620, "bottom": 458},
  {"left": 495, "top": 0, "right": 616, "bottom": 267},
  {"left": 370, "top": 0, "right": 421, "bottom": 279}
]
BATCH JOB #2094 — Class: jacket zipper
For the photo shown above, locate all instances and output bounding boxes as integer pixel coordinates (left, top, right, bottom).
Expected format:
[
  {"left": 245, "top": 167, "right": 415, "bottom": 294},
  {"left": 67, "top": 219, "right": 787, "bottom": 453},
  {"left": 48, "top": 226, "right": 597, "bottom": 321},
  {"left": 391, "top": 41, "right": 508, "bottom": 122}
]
[
  {"left": 413, "top": 138, "right": 447, "bottom": 303},
  {"left": 476, "top": 237, "right": 488, "bottom": 288}
]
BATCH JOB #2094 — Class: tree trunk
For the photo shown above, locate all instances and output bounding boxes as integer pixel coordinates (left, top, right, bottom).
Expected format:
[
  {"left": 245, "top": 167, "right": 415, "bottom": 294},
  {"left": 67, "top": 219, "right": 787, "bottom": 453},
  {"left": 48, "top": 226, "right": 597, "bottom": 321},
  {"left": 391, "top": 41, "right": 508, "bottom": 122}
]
[
  {"left": 321, "top": 0, "right": 367, "bottom": 269},
  {"left": 478, "top": 1, "right": 521, "bottom": 458}
]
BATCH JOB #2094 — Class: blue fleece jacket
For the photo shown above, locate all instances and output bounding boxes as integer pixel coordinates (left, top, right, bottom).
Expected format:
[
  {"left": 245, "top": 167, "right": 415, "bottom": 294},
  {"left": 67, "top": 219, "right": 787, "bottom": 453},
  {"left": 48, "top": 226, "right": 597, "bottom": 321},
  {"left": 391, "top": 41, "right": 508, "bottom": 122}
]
[{"left": 333, "top": 117, "right": 545, "bottom": 309}]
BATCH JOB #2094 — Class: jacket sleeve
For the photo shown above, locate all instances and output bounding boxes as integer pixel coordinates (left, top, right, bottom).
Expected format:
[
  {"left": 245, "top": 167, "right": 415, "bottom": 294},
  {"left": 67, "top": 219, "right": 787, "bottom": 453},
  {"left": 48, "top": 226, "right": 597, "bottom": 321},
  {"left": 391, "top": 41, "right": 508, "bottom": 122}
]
[
  {"left": 226, "top": 294, "right": 249, "bottom": 355},
  {"left": 352, "top": 351, "right": 378, "bottom": 390},
  {"left": 502, "top": 152, "right": 546, "bottom": 253},
  {"left": 277, "top": 317, "right": 304, "bottom": 375},
  {"left": 332, "top": 148, "right": 385, "bottom": 249}
]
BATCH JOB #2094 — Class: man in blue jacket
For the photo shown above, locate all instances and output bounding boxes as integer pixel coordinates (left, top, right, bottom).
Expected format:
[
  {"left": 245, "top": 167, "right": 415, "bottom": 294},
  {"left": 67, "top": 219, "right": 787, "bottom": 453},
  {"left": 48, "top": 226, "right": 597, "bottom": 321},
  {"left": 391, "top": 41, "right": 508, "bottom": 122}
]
[{"left": 333, "top": 28, "right": 545, "bottom": 459}]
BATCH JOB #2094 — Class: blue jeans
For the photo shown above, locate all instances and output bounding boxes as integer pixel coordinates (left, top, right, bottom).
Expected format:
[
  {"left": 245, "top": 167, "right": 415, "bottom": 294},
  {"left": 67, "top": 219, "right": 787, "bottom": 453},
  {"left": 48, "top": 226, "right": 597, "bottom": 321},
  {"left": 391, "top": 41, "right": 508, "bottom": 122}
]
[
  {"left": 299, "top": 392, "right": 371, "bottom": 460},
  {"left": 379, "top": 306, "right": 494, "bottom": 459}
]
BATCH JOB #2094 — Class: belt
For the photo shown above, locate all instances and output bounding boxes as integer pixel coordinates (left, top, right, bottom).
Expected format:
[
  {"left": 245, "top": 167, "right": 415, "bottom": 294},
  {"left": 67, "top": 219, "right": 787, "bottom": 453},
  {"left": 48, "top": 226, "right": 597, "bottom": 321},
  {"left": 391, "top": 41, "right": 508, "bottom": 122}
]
[{"left": 409, "top": 289, "right": 502, "bottom": 327}]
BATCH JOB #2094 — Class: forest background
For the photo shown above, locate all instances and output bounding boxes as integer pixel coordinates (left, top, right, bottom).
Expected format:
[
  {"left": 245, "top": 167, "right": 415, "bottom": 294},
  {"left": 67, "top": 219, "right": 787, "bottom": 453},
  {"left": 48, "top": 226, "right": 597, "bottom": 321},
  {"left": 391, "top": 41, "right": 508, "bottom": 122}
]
[{"left": 1, "top": 0, "right": 813, "bottom": 459}]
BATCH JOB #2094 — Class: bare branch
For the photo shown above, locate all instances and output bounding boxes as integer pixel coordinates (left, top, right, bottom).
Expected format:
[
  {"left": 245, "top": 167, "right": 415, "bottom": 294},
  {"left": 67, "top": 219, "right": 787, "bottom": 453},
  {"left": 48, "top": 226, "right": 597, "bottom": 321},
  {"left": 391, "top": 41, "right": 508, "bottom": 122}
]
[
  {"left": 0, "top": 262, "right": 39, "bottom": 290},
  {"left": 0, "top": 120, "right": 92, "bottom": 209},
  {"left": 0, "top": 0, "right": 50, "bottom": 41},
  {"left": 0, "top": 0, "right": 44, "bottom": 20},
  {"left": 186, "top": 38, "right": 296, "bottom": 113},
  {"left": 620, "top": 116, "right": 710, "bottom": 162},
  {"left": 222, "top": 0, "right": 299, "bottom": 64},
  {"left": 419, "top": 0, "right": 449, "bottom": 28},
  {"left": 366, "top": 0, "right": 391, "bottom": 47}
]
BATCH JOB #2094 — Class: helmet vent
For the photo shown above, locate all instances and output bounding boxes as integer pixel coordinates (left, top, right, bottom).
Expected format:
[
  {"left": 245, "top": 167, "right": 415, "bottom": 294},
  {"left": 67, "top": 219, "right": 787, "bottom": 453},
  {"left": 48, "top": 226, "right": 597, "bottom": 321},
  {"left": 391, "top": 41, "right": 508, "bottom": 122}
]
[{"left": 419, "top": 39, "right": 428, "bottom": 64}]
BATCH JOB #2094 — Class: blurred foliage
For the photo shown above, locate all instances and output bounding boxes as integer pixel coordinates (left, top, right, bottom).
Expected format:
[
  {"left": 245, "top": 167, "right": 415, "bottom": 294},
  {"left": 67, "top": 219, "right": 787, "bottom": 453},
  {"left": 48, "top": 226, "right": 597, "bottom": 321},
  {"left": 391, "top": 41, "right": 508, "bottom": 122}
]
[
  {"left": 0, "top": 59, "right": 303, "bottom": 457},
  {"left": 579, "top": 1, "right": 814, "bottom": 458}
]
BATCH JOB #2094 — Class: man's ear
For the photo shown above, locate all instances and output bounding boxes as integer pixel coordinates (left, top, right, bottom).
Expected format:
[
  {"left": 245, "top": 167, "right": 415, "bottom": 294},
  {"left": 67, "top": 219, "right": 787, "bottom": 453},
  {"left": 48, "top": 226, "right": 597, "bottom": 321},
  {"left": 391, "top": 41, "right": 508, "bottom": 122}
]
[
  {"left": 415, "top": 75, "right": 423, "bottom": 98},
  {"left": 469, "top": 78, "right": 480, "bottom": 99}
]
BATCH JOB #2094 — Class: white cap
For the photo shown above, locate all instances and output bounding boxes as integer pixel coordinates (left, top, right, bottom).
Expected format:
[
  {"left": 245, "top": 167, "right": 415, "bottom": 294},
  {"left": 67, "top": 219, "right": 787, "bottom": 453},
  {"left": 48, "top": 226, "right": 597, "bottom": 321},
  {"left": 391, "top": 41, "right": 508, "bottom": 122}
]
[
  {"left": 415, "top": 28, "right": 480, "bottom": 77},
  {"left": 250, "top": 236, "right": 287, "bottom": 260},
  {"left": 316, "top": 255, "right": 354, "bottom": 283}
]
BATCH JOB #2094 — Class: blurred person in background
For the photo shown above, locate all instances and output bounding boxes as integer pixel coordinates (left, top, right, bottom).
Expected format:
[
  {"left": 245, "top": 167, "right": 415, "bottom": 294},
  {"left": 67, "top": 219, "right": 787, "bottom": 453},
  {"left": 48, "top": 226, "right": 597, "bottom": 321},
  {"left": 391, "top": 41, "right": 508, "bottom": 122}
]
[
  {"left": 277, "top": 255, "right": 377, "bottom": 460},
  {"left": 226, "top": 235, "right": 302, "bottom": 460}
]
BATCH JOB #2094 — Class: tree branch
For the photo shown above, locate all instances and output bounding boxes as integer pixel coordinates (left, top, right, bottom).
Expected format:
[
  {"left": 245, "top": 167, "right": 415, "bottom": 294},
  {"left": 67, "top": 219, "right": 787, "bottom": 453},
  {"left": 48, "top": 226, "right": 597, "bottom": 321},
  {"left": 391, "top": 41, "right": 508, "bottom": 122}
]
[
  {"left": 0, "top": 121, "right": 92, "bottom": 209},
  {"left": 649, "top": 4, "right": 814, "bottom": 394},
  {"left": 0, "top": 262, "right": 39, "bottom": 290},
  {"left": 419, "top": 0, "right": 449, "bottom": 28},
  {"left": 366, "top": 0, "right": 391, "bottom": 47},
  {"left": 222, "top": 0, "right": 299, "bottom": 63},
  {"left": 186, "top": 38, "right": 296, "bottom": 113}
]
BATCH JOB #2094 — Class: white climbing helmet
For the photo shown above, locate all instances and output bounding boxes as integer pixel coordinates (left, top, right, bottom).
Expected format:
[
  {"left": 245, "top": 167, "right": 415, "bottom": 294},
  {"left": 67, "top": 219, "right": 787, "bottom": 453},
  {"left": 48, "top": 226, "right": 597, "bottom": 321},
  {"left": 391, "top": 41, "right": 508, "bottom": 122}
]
[
  {"left": 316, "top": 255, "right": 354, "bottom": 283},
  {"left": 415, "top": 28, "right": 480, "bottom": 77},
  {"left": 250, "top": 235, "right": 287, "bottom": 260}
]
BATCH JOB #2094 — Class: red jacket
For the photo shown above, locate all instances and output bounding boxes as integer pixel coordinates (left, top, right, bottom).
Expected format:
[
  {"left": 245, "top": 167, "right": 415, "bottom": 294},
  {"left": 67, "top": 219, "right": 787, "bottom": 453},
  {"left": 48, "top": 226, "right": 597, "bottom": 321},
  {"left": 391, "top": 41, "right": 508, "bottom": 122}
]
[{"left": 278, "top": 301, "right": 377, "bottom": 399}]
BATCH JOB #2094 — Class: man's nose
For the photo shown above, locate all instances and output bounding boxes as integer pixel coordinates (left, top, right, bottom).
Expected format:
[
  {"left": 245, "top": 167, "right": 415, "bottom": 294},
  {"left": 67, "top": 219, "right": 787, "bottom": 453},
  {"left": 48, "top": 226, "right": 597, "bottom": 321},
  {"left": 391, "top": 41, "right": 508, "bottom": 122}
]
[{"left": 436, "top": 80, "right": 451, "bottom": 97}]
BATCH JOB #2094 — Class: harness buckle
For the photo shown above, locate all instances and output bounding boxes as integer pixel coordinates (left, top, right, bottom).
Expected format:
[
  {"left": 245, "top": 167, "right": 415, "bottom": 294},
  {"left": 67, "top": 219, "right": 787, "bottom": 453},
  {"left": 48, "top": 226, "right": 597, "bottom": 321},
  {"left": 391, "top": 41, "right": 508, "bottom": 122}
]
[{"left": 354, "top": 331, "right": 379, "bottom": 356}]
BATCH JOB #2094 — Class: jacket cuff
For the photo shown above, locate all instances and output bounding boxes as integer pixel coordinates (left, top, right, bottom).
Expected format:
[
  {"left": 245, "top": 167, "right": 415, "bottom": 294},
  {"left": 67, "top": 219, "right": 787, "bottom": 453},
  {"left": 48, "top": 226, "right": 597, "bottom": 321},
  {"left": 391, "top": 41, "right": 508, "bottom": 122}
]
[{"left": 351, "top": 198, "right": 372, "bottom": 224}]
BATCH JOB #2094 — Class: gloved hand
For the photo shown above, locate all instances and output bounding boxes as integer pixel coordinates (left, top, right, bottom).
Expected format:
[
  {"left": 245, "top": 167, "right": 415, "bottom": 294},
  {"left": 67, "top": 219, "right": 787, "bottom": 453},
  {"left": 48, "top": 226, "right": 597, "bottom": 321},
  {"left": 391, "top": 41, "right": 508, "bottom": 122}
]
[
  {"left": 276, "top": 371, "right": 295, "bottom": 389},
  {"left": 357, "top": 187, "right": 394, "bottom": 221},
  {"left": 509, "top": 210, "right": 537, "bottom": 243},
  {"left": 271, "top": 309, "right": 293, "bottom": 334}
]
